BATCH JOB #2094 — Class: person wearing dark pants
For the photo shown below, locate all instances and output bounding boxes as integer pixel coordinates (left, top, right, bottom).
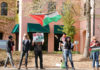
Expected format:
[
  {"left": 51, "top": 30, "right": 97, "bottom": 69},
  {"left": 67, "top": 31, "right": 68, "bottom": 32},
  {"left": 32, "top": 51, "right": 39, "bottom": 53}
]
[
  {"left": 64, "top": 37, "right": 75, "bottom": 70},
  {"left": 18, "top": 34, "right": 31, "bottom": 70},
  {"left": 4, "top": 35, "right": 14, "bottom": 68},
  {"left": 92, "top": 51, "right": 99, "bottom": 69},
  {"left": 33, "top": 42, "right": 44, "bottom": 69},
  {"left": 19, "top": 51, "right": 28, "bottom": 69},
  {"left": 34, "top": 50, "right": 43, "bottom": 68}
]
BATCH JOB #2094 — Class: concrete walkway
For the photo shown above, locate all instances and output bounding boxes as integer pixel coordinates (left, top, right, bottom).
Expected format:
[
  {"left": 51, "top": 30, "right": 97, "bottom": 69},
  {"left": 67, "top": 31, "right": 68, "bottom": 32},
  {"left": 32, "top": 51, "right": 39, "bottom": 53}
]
[{"left": 0, "top": 68, "right": 93, "bottom": 70}]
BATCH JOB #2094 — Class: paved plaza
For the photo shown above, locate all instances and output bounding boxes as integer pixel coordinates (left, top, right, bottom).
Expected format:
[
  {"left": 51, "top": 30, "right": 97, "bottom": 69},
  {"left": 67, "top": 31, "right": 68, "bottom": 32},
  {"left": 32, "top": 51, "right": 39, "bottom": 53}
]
[{"left": 0, "top": 68, "right": 93, "bottom": 70}]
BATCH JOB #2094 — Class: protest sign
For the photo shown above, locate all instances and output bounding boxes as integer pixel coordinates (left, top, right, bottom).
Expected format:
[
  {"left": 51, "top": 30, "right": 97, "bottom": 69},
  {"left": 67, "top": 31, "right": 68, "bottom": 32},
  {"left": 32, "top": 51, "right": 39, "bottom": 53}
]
[{"left": 33, "top": 33, "right": 44, "bottom": 42}]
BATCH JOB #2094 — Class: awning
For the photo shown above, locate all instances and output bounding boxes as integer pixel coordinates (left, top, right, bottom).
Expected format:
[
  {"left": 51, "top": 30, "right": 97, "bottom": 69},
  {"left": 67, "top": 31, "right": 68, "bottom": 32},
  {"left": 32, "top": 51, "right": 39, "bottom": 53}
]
[
  {"left": 27, "top": 23, "right": 50, "bottom": 33},
  {"left": 12, "top": 23, "right": 50, "bottom": 33},
  {"left": 12, "top": 24, "right": 19, "bottom": 33},
  {"left": 54, "top": 25, "right": 64, "bottom": 34}
]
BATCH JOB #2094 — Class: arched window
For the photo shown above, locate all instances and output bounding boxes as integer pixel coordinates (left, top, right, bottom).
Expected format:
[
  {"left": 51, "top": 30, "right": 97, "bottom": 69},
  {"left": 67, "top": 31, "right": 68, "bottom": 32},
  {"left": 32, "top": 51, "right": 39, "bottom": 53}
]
[{"left": 1, "top": 2, "right": 8, "bottom": 16}]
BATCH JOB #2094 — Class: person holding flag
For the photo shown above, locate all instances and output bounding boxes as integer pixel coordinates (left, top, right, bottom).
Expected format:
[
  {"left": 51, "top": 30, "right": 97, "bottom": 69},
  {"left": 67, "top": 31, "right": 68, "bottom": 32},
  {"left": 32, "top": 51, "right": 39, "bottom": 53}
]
[{"left": 89, "top": 36, "right": 100, "bottom": 70}]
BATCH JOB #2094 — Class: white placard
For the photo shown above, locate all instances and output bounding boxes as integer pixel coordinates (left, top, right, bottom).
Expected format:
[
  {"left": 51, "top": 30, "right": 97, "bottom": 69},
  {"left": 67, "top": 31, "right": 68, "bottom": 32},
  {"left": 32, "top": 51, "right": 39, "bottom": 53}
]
[{"left": 33, "top": 33, "right": 44, "bottom": 42}]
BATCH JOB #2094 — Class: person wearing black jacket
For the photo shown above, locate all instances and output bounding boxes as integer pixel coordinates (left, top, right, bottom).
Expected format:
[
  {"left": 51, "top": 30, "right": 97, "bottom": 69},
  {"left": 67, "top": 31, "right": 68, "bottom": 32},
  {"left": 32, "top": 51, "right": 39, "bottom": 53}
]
[
  {"left": 32, "top": 41, "right": 44, "bottom": 69},
  {"left": 4, "top": 35, "right": 14, "bottom": 68},
  {"left": 18, "top": 34, "right": 31, "bottom": 70},
  {"left": 64, "top": 37, "right": 75, "bottom": 70}
]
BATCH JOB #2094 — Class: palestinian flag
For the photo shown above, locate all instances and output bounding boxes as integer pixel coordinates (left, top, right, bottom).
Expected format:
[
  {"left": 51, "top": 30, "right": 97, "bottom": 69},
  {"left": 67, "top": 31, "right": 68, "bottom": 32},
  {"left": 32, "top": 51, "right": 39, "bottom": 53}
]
[
  {"left": 91, "top": 47, "right": 100, "bottom": 52},
  {"left": 30, "top": 12, "right": 61, "bottom": 26}
]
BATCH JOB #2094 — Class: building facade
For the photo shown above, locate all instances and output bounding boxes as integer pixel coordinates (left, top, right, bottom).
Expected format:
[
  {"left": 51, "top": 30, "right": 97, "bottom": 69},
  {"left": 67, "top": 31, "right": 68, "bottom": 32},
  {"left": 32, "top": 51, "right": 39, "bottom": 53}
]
[
  {"left": 1, "top": 0, "right": 99, "bottom": 53},
  {"left": 80, "top": 0, "right": 100, "bottom": 53},
  {"left": 15, "top": 0, "right": 81, "bottom": 52},
  {"left": 0, "top": 0, "right": 17, "bottom": 49}
]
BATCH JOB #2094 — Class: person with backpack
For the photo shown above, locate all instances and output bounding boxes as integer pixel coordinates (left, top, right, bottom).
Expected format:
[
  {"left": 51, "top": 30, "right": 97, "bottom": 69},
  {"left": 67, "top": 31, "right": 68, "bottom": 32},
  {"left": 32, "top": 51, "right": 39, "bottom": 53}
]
[
  {"left": 64, "top": 37, "right": 75, "bottom": 70},
  {"left": 18, "top": 34, "right": 31, "bottom": 70}
]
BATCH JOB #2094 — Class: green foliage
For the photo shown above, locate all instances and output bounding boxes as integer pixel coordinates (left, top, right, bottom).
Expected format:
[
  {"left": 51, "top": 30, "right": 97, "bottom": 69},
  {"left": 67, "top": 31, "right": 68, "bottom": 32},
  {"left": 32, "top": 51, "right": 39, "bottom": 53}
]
[{"left": 62, "top": 1, "right": 76, "bottom": 40}]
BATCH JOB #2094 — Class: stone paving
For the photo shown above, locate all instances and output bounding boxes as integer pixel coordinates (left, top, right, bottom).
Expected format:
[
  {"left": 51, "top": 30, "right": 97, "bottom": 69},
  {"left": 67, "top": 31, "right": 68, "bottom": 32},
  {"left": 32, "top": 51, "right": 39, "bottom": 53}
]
[{"left": 0, "top": 68, "right": 93, "bottom": 70}]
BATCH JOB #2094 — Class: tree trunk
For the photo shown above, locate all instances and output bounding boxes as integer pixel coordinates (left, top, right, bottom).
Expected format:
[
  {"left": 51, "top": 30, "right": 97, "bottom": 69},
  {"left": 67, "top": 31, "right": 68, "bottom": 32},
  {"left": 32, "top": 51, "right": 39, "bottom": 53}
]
[{"left": 83, "top": 0, "right": 91, "bottom": 57}]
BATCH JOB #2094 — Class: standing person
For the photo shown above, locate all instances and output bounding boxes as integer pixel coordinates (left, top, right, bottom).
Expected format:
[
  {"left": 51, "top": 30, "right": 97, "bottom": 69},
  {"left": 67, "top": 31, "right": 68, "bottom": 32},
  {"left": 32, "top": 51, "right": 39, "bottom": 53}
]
[
  {"left": 4, "top": 35, "right": 15, "bottom": 68},
  {"left": 90, "top": 36, "right": 99, "bottom": 70},
  {"left": 58, "top": 33, "right": 67, "bottom": 66},
  {"left": 64, "top": 37, "right": 75, "bottom": 70},
  {"left": 32, "top": 41, "right": 44, "bottom": 69},
  {"left": 18, "top": 34, "right": 31, "bottom": 70},
  {"left": 59, "top": 33, "right": 66, "bottom": 51}
]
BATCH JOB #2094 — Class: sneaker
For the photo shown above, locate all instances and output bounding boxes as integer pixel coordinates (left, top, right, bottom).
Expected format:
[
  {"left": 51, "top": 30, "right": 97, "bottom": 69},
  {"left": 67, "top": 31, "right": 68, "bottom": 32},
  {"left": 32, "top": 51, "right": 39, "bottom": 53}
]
[
  {"left": 25, "top": 67, "right": 28, "bottom": 70},
  {"left": 12, "top": 66, "right": 16, "bottom": 68},
  {"left": 40, "top": 67, "right": 45, "bottom": 69},
  {"left": 35, "top": 67, "right": 38, "bottom": 69},
  {"left": 96, "top": 68, "right": 99, "bottom": 70},
  {"left": 72, "top": 68, "right": 75, "bottom": 70},
  {"left": 4, "top": 66, "right": 7, "bottom": 68},
  {"left": 66, "top": 68, "right": 68, "bottom": 70},
  {"left": 18, "top": 67, "right": 20, "bottom": 70}
]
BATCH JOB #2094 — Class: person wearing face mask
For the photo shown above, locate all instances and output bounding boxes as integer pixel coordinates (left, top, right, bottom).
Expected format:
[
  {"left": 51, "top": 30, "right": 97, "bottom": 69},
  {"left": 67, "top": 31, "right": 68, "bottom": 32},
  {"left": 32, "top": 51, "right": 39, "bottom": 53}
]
[
  {"left": 64, "top": 37, "right": 75, "bottom": 70},
  {"left": 4, "top": 35, "right": 15, "bottom": 68}
]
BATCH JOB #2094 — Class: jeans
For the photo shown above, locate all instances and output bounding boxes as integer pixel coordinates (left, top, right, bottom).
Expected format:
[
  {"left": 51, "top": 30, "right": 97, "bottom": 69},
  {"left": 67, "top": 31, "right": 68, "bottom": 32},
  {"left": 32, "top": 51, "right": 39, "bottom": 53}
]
[
  {"left": 34, "top": 51, "right": 43, "bottom": 68},
  {"left": 19, "top": 51, "right": 28, "bottom": 68},
  {"left": 92, "top": 51, "right": 99, "bottom": 68},
  {"left": 61, "top": 47, "right": 64, "bottom": 60},
  {"left": 90, "top": 52, "right": 93, "bottom": 59},
  {"left": 64, "top": 49, "right": 74, "bottom": 69},
  {"left": 4, "top": 52, "right": 14, "bottom": 67}
]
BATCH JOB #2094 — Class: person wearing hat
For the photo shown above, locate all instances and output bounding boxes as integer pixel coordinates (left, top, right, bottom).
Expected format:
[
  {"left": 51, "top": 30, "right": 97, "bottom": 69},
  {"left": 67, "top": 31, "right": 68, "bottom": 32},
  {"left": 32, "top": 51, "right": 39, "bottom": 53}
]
[
  {"left": 4, "top": 35, "right": 15, "bottom": 68},
  {"left": 18, "top": 34, "right": 31, "bottom": 70}
]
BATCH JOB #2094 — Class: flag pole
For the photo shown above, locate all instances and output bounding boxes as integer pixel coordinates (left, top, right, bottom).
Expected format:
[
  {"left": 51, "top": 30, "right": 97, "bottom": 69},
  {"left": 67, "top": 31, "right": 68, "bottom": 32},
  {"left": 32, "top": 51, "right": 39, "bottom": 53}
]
[{"left": 18, "top": 0, "right": 22, "bottom": 51}]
